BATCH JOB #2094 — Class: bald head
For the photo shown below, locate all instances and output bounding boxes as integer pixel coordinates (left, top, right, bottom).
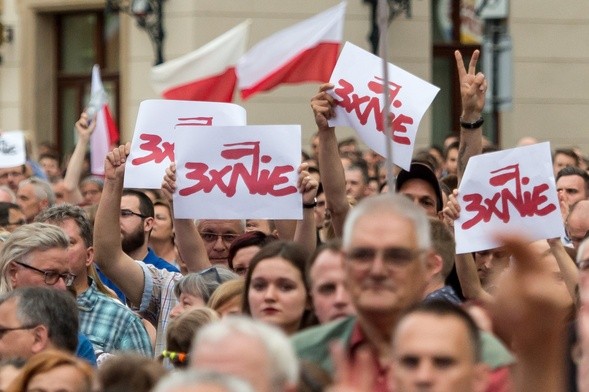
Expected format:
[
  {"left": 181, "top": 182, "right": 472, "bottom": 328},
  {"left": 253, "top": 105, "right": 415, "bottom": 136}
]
[{"left": 567, "top": 200, "right": 589, "bottom": 249}]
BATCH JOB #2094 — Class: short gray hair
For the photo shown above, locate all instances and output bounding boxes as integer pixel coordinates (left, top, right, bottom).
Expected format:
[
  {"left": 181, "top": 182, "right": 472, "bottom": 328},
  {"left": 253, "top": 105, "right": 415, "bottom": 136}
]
[
  {"left": 18, "top": 177, "right": 56, "bottom": 206},
  {"left": 191, "top": 316, "right": 299, "bottom": 391},
  {"left": 153, "top": 370, "right": 254, "bottom": 392},
  {"left": 0, "top": 286, "right": 79, "bottom": 353},
  {"left": 342, "top": 193, "right": 431, "bottom": 251},
  {"left": 173, "top": 266, "right": 239, "bottom": 303},
  {"left": 0, "top": 223, "right": 69, "bottom": 294},
  {"left": 35, "top": 204, "right": 93, "bottom": 247}
]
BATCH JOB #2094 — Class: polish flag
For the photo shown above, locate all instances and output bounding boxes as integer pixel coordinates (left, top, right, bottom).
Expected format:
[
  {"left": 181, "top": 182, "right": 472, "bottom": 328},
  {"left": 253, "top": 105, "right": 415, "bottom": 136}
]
[
  {"left": 90, "top": 65, "right": 119, "bottom": 176},
  {"left": 237, "top": 2, "right": 346, "bottom": 100},
  {"left": 150, "top": 20, "right": 251, "bottom": 102}
]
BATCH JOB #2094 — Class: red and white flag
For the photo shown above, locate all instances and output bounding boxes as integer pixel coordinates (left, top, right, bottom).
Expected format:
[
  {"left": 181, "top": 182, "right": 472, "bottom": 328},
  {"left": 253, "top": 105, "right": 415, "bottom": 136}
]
[
  {"left": 90, "top": 65, "right": 119, "bottom": 176},
  {"left": 150, "top": 20, "right": 251, "bottom": 102},
  {"left": 236, "top": 2, "right": 346, "bottom": 100}
]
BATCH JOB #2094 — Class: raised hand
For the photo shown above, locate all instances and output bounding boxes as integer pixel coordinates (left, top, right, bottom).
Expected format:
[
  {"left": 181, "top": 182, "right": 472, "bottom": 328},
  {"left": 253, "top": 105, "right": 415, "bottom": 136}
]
[
  {"left": 455, "top": 50, "right": 487, "bottom": 122},
  {"left": 75, "top": 112, "right": 97, "bottom": 141},
  {"left": 104, "top": 143, "right": 130, "bottom": 181},
  {"left": 297, "top": 162, "right": 319, "bottom": 205},
  {"left": 311, "top": 83, "right": 336, "bottom": 131},
  {"left": 161, "top": 162, "right": 177, "bottom": 204}
]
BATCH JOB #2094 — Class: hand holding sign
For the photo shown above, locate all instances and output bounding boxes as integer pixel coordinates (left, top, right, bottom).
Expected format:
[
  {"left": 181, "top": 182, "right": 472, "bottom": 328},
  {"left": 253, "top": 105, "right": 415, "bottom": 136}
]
[
  {"left": 173, "top": 125, "right": 302, "bottom": 219},
  {"left": 328, "top": 42, "right": 440, "bottom": 170},
  {"left": 124, "top": 100, "right": 247, "bottom": 189},
  {"left": 311, "top": 83, "right": 336, "bottom": 132},
  {"left": 161, "top": 162, "right": 177, "bottom": 205},
  {"left": 455, "top": 142, "right": 564, "bottom": 253}
]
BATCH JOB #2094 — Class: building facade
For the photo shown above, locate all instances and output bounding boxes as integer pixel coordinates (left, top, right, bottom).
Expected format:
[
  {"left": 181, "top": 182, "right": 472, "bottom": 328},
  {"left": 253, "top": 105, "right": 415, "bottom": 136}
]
[{"left": 1, "top": 0, "right": 588, "bottom": 159}]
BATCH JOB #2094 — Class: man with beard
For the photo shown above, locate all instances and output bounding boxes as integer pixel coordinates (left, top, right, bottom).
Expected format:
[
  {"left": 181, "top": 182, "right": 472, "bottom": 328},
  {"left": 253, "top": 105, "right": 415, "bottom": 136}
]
[
  {"left": 97, "top": 189, "right": 178, "bottom": 301},
  {"left": 120, "top": 189, "right": 178, "bottom": 271}
]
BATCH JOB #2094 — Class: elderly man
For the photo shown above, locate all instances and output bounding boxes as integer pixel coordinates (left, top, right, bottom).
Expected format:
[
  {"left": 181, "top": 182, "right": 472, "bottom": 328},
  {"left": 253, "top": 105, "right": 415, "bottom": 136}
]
[
  {"left": 293, "top": 194, "right": 513, "bottom": 391},
  {"left": 190, "top": 316, "right": 298, "bottom": 392},
  {"left": 293, "top": 194, "right": 438, "bottom": 390},
  {"left": 0, "top": 286, "right": 79, "bottom": 360},
  {"left": 0, "top": 222, "right": 72, "bottom": 294},
  {"left": 35, "top": 204, "right": 153, "bottom": 357},
  {"left": 0, "top": 165, "right": 27, "bottom": 193},
  {"left": 16, "top": 177, "right": 55, "bottom": 223},
  {"left": 0, "top": 223, "right": 96, "bottom": 364}
]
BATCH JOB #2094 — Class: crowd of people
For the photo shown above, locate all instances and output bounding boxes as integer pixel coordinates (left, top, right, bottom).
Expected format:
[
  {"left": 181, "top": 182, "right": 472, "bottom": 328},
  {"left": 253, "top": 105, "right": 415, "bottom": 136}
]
[{"left": 0, "top": 48, "right": 587, "bottom": 392}]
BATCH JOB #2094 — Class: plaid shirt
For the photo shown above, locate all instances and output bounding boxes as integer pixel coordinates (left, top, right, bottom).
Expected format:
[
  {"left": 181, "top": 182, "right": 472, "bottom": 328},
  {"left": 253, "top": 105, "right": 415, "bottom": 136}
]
[
  {"left": 78, "top": 278, "right": 153, "bottom": 357},
  {"left": 134, "top": 260, "right": 182, "bottom": 356}
]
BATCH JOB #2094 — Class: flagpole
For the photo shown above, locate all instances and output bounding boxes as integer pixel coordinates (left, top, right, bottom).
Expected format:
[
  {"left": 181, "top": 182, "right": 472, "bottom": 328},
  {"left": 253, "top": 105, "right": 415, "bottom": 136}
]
[{"left": 377, "top": 0, "right": 395, "bottom": 193}]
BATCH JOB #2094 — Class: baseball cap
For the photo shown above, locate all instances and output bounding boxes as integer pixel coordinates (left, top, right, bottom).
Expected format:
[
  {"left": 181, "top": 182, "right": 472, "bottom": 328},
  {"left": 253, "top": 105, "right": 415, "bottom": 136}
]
[{"left": 395, "top": 162, "right": 443, "bottom": 212}]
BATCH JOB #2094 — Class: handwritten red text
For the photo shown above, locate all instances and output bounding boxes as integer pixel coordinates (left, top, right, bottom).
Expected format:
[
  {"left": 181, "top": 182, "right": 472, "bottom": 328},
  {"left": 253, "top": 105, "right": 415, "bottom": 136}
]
[
  {"left": 179, "top": 141, "right": 297, "bottom": 198},
  {"left": 461, "top": 164, "right": 556, "bottom": 230},
  {"left": 132, "top": 116, "right": 214, "bottom": 165},
  {"left": 334, "top": 76, "right": 414, "bottom": 145}
]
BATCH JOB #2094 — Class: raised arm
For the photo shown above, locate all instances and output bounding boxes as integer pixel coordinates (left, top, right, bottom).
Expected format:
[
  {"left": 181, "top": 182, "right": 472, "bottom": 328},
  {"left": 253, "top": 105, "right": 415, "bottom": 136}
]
[
  {"left": 161, "top": 162, "right": 211, "bottom": 273},
  {"left": 444, "top": 189, "right": 493, "bottom": 304},
  {"left": 454, "top": 50, "right": 487, "bottom": 183},
  {"left": 93, "top": 143, "right": 145, "bottom": 306},
  {"left": 62, "top": 113, "right": 95, "bottom": 204},
  {"left": 311, "top": 83, "right": 349, "bottom": 237},
  {"left": 293, "top": 162, "right": 318, "bottom": 255},
  {"left": 547, "top": 237, "right": 579, "bottom": 303}
]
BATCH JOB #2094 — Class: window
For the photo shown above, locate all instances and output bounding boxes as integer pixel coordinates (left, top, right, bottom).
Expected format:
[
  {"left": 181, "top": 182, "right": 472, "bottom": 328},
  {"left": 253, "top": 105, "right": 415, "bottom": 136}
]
[
  {"left": 431, "top": 0, "right": 485, "bottom": 147},
  {"left": 55, "top": 10, "right": 119, "bottom": 157}
]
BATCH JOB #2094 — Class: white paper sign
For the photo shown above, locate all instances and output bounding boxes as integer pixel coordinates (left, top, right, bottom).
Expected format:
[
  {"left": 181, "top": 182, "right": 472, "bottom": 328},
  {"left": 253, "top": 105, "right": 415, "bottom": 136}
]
[
  {"left": 173, "top": 125, "right": 302, "bottom": 219},
  {"left": 328, "top": 42, "right": 440, "bottom": 170},
  {"left": 124, "top": 100, "right": 247, "bottom": 189},
  {"left": 455, "top": 142, "right": 564, "bottom": 253},
  {"left": 0, "top": 131, "right": 26, "bottom": 168}
]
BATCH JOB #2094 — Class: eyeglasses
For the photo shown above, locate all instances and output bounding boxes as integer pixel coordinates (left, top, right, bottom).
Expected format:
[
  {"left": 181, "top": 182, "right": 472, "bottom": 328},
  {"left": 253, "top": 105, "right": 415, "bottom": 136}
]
[
  {"left": 200, "top": 232, "right": 239, "bottom": 244},
  {"left": 12, "top": 260, "right": 76, "bottom": 286},
  {"left": 120, "top": 209, "right": 149, "bottom": 219},
  {"left": 344, "top": 247, "right": 425, "bottom": 269},
  {"left": 0, "top": 324, "right": 38, "bottom": 339}
]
